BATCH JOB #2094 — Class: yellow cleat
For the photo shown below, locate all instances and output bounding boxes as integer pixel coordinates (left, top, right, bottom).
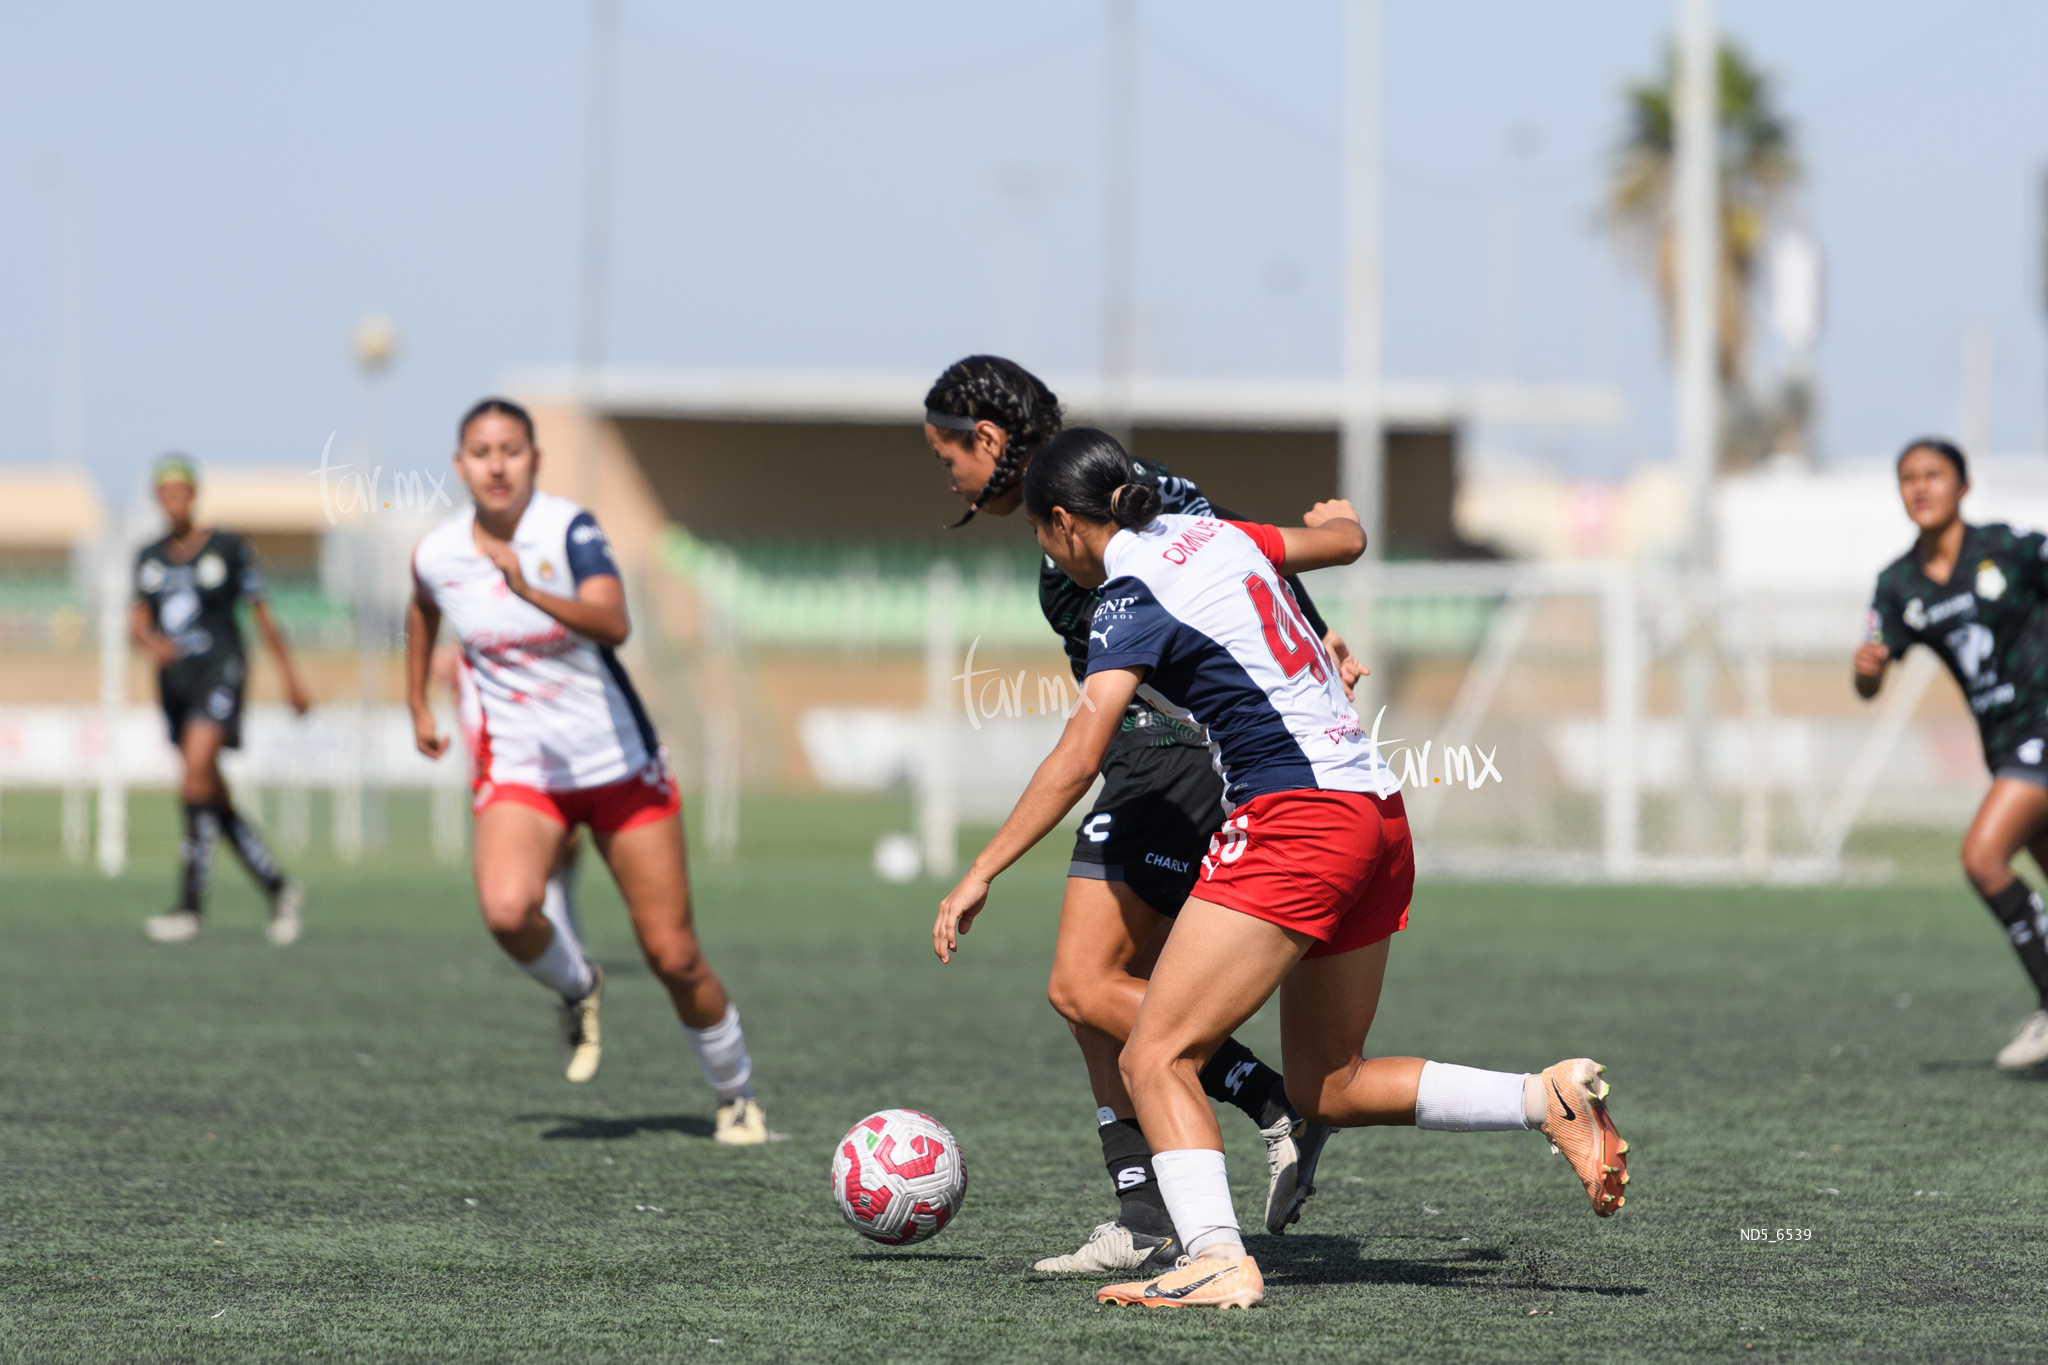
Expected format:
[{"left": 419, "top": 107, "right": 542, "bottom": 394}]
[
  {"left": 558, "top": 963, "right": 603, "bottom": 1084},
  {"left": 714, "top": 1095, "right": 769, "bottom": 1146},
  {"left": 1098, "top": 1253, "right": 1265, "bottom": 1309},
  {"left": 1538, "top": 1058, "right": 1630, "bottom": 1217}
]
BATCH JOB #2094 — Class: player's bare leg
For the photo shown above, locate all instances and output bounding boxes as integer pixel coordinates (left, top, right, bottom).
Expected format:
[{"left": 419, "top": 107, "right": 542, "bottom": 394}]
[
  {"left": 1281, "top": 933, "right": 1626, "bottom": 1215},
  {"left": 473, "top": 802, "right": 602, "bottom": 1081},
  {"left": 1103, "top": 899, "right": 1631, "bottom": 1307},
  {"left": 598, "top": 814, "right": 768, "bottom": 1143},
  {"left": 1052, "top": 878, "right": 1330, "bottom": 1228},
  {"left": 1962, "top": 780, "right": 2048, "bottom": 1069}
]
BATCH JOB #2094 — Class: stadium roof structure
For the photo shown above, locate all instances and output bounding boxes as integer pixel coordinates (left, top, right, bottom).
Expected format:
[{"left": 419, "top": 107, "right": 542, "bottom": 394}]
[
  {"left": 506, "top": 367, "right": 1629, "bottom": 564},
  {"left": 506, "top": 367, "right": 1626, "bottom": 432}
]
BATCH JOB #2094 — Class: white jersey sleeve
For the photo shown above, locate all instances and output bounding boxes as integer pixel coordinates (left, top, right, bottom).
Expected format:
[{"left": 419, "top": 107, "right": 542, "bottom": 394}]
[{"left": 413, "top": 492, "right": 658, "bottom": 792}]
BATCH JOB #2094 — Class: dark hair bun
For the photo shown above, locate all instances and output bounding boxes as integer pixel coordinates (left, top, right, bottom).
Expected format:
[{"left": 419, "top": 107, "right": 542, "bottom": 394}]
[
  {"left": 1022, "top": 428, "right": 1158, "bottom": 530},
  {"left": 1108, "top": 481, "right": 1162, "bottom": 529}
]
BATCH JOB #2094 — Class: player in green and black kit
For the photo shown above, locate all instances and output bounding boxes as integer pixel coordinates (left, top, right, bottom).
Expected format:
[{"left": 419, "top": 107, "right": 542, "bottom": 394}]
[
  {"left": 1860, "top": 438, "right": 2048, "bottom": 1070},
  {"left": 133, "top": 456, "right": 310, "bottom": 945},
  {"left": 921, "top": 356, "right": 1368, "bottom": 1274}
]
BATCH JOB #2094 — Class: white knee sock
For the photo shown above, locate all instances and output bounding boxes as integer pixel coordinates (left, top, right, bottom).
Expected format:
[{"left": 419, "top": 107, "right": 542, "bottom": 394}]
[
  {"left": 539, "top": 870, "right": 585, "bottom": 959},
  {"left": 1413, "top": 1061, "right": 1530, "bottom": 1131},
  {"left": 683, "top": 1003, "right": 754, "bottom": 1102},
  {"left": 517, "top": 922, "right": 594, "bottom": 1001},
  {"left": 1152, "top": 1148, "right": 1240, "bottom": 1260}
]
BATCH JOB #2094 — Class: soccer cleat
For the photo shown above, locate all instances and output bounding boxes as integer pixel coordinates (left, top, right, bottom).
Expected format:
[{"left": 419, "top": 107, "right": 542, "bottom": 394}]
[
  {"left": 557, "top": 963, "right": 603, "bottom": 1084},
  {"left": 144, "top": 911, "right": 203, "bottom": 943},
  {"left": 714, "top": 1095, "right": 769, "bottom": 1146},
  {"left": 1995, "top": 1009, "right": 2048, "bottom": 1071},
  {"left": 1261, "top": 1114, "right": 1335, "bottom": 1234},
  {"left": 1097, "top": 1253, "right": 1265, "bottom": 1309},
  {"left": 265, "top": 882, "right": 304, "bottom": 946},
  {"left": 1537, "top": 1058, "right": 1629, "bottom": 1217},
  {"left": 1033, "top": 1221, "right": 1178, "bottom": 1274}
]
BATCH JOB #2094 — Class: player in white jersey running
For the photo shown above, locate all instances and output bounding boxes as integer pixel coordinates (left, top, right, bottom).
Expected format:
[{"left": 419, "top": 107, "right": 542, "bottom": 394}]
[
  {"left": 406, "top": 398, "right": 769, "bottom": 1145},
  {"left": 935, "top": 429, "right": 1630, "bottom": 1308}
]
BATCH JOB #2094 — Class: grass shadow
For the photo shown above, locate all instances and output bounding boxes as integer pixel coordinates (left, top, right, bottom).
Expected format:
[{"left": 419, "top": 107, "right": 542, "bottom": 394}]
[
  {"left": 520, "top": 1113, "right": 716, "bottom": 1141},
  {"left": 1258, "top": 1233, "right": 1648, "bottom": 1297}
]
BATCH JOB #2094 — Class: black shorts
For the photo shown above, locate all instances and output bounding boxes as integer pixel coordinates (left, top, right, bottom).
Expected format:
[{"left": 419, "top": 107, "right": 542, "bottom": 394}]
[
  {"left": 1992, "top": 734, "right": 2048, "bottom": 787},
  {"left": 1068, "top": 727, "right": 1226, "bottom": 916},
  {"left": 160, "top": 657, "right": 246, "bottom": 749}
]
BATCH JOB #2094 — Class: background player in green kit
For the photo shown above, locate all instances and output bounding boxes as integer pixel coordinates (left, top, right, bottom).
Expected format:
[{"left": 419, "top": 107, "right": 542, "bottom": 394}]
[
  {"left": 133, "top": 455, "right": 310, "bottom": 945},
  {"left": 1858, "top": 438, "right": 2048, "bottom": 1070}
]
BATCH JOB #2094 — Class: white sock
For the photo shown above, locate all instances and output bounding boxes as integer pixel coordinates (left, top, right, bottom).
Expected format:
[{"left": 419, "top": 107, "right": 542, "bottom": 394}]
[
  {"left": 1413, "top": 1061, "right": 1530, "bottom": 1131},
  {"left": 1152, "top": 1148, "right": 1241, "bottom": 1260},
  {"left": 683, "top": 1003, "right": 754, "bottom": 1102},
  {"left": 518, "top": 922, "right": 594, "bottom": 1001},
  {"left": 539, "top": 871, "right": 585, "bottom": 960}
]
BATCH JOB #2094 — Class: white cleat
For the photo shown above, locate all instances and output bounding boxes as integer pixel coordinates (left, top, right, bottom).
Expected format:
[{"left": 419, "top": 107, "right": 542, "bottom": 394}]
[
  {"left": 265, "top": 882, "right": 305, "bottom": 946},
  {"left": 1261, "top": 1113, "right": 1334, "bottom": 1234},
  {"left": 144, "top": 911, "right": 203, "bottom": 943},
  {"left": 1033, "top": 1220, "right": 1178, "bottom": 1274},
  {"left": 1995, "top": 1009, "right": 2048, "bottom": 1072},
  {"left": 558, "top": 963, "right": 604, "bottom": 1084},
  {"left": 713, "top": 1095, "right": 771, "bottom": 1145}
]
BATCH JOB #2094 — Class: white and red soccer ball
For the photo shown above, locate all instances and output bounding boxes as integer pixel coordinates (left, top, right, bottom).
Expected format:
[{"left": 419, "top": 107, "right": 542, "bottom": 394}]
[{"left": 830, "top": 1109, "right": 968, "bottom": 1246}]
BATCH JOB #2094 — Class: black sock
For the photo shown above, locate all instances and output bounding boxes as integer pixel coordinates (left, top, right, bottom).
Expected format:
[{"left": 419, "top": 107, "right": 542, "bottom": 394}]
[
  {"left": 1099, "top": 1117, "right": 1172, "bottom": 1236},
  {"left": 1981, "top": 880, "right": 2048, "bottom": 1008},
  {"left": 177, "top": 801, "right": 221, "bottom": 914},
  {"left": 216, "top": 803, "right": 285, "bottom": 897},
  {"left": 1200, "top": 1037, "right": 1294, "bottom": 1129}
]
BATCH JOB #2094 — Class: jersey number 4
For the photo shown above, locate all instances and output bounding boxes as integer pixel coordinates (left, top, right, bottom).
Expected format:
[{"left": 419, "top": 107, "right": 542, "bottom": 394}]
[{"left": 1244, "top": 572, "right": 1328, "bottom": 684}]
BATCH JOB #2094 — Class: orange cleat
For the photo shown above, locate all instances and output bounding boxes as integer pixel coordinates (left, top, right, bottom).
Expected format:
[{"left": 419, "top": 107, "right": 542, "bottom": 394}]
[
  {"left": 1097, "top": 1253, "right": 1265, "bottom": 1309},
  {"left": 1538, "top": 1058, "right": 1629, "bottom": 1217}
]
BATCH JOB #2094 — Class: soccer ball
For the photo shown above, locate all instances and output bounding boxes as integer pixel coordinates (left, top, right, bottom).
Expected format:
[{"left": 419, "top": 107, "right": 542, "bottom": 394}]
[{"left": 830, "top": 1109, "right": 968, "bottom": 1246}]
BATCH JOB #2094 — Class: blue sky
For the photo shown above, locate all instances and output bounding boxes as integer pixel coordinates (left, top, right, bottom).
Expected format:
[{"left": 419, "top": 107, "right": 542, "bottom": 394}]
[{"left": 2, "top": 1, "right": 2044, "bottom": 497}]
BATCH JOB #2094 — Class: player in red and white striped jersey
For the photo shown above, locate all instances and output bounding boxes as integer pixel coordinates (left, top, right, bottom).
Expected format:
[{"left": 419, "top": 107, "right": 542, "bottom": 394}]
[{"left": 405, "top": 398, "right": 770, "bottom": 1145}]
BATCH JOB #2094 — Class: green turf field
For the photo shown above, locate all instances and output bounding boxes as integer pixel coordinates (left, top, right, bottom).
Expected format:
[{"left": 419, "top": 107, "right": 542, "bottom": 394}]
[{"left": 3, "top": 794, "right": 2046, "bottom": 1363}]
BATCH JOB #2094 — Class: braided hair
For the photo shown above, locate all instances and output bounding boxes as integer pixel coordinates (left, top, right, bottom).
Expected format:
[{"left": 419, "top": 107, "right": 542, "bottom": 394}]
[{"left": 924, "top": 355, "right": 1064, "bottom": 527}]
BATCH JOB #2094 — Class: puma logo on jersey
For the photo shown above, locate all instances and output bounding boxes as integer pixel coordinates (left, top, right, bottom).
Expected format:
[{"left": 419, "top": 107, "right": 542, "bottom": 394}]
[{"left": 1090, "top": 625, "right": 1115, "bottom": 647}]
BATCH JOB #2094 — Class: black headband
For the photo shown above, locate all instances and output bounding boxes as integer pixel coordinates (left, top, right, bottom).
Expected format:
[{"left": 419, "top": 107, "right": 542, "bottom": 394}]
[{"left": 925, "top": 409, "right": 979, "bottom": 432}]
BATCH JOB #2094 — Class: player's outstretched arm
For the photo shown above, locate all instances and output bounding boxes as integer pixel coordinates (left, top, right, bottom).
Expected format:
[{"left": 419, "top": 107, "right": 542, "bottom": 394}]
[
  {"left": 1275, "top": 499, "right": 1366, "bottom": 573},
  {"left": 933, "top": 666, "right": 1142, "bottom": 962},
  {"left": 250, "top": 600, "right": 310, "bottom": 715},
  {"left": 477, "top": 539, "right": 631, "bottom": 648},
  {"left": 1853, "top": 641, "right": 1889, "bottom": 700},
  {"left": 406, "top": 592, "right": 450, "bottom": 759}
]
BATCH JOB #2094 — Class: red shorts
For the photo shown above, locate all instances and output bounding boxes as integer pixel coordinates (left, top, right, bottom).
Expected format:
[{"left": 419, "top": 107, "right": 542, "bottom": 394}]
[
  {"left": 472, "top": 761, "right": 682, "bottom": 834},
  {"left": 1195, "top": 788, "right": 1412, "bottom": 958}
]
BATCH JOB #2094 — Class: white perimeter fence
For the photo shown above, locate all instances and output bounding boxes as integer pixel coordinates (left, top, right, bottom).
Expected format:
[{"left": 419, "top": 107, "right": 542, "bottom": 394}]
[{"left": 2, "top": 554, "right": 1980, "bottom": 884}]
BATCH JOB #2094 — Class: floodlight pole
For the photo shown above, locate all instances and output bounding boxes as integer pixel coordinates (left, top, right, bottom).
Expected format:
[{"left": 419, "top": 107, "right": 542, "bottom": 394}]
[
  {"left": 1100, "top": 0, "right": 1138, "bottom": 442},
  {"left": 1674, "top": 0, "right": 1721, "bottom": 854},
  {"left": 1340, "top": 0, "right": 1384, "bottom": 713}
]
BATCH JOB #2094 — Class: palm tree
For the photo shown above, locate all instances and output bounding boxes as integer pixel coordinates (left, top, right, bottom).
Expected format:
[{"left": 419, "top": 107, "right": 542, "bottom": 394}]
[{"left": 1610, "top": 41, "right": 1797, "bottom": 395}]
